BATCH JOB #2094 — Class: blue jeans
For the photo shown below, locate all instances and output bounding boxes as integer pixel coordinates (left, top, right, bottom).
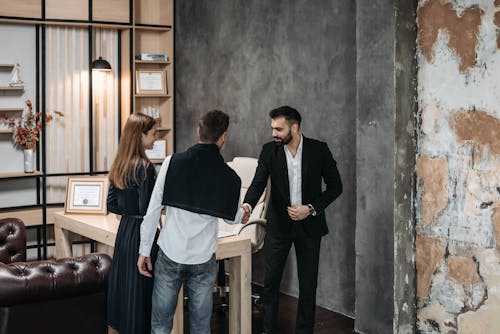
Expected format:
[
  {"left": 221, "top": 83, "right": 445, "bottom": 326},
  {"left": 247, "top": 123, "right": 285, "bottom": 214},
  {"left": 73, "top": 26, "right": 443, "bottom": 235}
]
[{"left": 151, "top": 250, "right": 216, "bottom": 334}]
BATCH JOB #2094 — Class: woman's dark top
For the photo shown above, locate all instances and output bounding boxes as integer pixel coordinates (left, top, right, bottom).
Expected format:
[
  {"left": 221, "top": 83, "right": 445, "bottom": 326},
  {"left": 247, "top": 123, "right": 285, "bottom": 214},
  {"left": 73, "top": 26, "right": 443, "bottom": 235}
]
[{"left": 106, "top": 163, "right": 157, "bottom": 334}]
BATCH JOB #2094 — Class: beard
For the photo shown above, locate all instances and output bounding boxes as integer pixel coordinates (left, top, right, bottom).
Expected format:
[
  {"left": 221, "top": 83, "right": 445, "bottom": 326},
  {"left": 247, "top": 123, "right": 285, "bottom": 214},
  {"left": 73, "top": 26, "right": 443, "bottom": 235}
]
[{"left": 273, "top": 131, "right": 292, "bottom": 145}]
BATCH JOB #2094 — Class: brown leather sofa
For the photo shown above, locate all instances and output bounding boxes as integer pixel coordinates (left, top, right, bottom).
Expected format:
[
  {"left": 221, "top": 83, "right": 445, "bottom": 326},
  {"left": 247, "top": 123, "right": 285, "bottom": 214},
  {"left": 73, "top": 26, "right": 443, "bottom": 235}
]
[{"left": 0, "top": 217, "right": 112, "bottom": 334}]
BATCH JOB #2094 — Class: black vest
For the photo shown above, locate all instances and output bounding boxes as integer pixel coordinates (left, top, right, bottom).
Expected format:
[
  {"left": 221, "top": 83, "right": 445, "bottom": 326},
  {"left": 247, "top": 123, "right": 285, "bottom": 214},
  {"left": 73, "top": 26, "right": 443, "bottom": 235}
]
[{"left": 162, "top": 144, "right": 241, "bottom": 220}]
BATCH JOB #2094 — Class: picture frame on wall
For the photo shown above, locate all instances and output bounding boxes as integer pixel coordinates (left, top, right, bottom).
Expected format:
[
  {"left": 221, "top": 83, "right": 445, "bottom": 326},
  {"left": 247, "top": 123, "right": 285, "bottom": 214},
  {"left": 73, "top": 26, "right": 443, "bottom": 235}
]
[
  {"left": 136, "top": 70, "right": 167, "bottom": 95},
  {"left": 65, "top": 176, "right": 109, "bottom": 215},
  {"left": 145, "top": 139, "right": 167, "bottom": 163}
]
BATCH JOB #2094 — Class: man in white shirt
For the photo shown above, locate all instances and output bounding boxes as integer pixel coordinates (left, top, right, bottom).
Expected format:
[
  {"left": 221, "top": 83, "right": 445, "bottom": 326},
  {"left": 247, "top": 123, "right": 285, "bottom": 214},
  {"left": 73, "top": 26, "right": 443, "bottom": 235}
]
[{"left": 138, "top": 110, "right": 249, "bottom": 334}]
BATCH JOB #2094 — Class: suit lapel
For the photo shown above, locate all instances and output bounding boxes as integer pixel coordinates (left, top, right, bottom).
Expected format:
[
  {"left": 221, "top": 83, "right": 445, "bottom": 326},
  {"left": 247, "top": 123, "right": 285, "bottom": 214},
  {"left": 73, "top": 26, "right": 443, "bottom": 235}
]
[{"left": 275, "top": 144, "right": 291, "bottom": 204}]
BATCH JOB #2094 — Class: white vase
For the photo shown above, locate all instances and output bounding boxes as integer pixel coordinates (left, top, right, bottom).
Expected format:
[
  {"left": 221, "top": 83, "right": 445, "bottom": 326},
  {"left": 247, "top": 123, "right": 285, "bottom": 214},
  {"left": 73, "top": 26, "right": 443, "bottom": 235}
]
[{"left": 23, "top": 148, "right": 35, "bottom": 173}]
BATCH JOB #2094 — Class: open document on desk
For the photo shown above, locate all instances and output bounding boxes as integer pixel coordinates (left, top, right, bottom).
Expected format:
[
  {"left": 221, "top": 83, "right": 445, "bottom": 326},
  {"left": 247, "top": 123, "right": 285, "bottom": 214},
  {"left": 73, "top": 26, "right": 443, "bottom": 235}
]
[{"left": 217, "top": 219, "right": 245, "bottom": 238}]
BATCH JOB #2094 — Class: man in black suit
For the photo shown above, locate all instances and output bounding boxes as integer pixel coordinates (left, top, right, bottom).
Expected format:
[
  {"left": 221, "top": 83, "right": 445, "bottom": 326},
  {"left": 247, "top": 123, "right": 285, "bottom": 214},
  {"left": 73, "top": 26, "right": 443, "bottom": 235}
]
[{"left": 243, "top": 106, "right": 342, "bottom": 334}]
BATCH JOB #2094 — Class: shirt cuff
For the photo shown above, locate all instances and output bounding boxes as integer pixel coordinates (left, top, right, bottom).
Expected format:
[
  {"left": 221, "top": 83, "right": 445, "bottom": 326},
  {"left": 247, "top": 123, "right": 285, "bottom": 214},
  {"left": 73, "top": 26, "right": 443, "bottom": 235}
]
[
  {"left": 307, "top": 204, "right": 317, "bottom": 217},
  {"left": 242, "top": 203, "right": 253, "bottom": 213}
]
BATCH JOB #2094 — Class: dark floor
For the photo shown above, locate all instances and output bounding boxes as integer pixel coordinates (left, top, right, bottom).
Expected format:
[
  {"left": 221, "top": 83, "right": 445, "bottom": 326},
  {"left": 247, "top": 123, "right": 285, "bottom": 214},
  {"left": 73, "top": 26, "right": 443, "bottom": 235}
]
[{"left": 183, "top": 285, "right": 355, "bottom": 333}]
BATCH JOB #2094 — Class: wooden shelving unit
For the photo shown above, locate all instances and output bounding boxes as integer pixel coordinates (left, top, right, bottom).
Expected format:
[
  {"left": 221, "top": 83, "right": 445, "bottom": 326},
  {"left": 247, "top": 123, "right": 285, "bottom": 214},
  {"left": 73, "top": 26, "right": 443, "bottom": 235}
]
[
  {"left": 0, "top": 107, "right": 23, "bottom": 112},
  {"left": 134, "top": 60, "right": 171, "bottom": 65},
  {"left": 0, "top": 129, "right": 13, "bottom": 134},
  {"left": 0, "top": 86, "right": 24, "bottom": 91},
  {"left": 135, "top": 93, "right": 171, "bottom": 98},
  {"left": 0, "top": 0, "right": 175, "bottom": 258},
  {"left": 0, "top": 207, "right": 59, "bottom": 227},
  {"left": 0, "top": 171, "right": 43, "bottom": 179},
  {"left": 133, "top": 0, "right": 174, "bottom": 158}
]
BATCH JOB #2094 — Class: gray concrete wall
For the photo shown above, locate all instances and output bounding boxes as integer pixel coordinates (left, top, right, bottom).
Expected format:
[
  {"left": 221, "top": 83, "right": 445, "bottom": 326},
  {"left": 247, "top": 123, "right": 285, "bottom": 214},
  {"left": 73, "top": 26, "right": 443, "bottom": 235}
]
[
  {"left": 355, "top": 0, "right": 395, "bottom": 332},
  {"left": 175, "top": 0, "right": 356, "bottom": 315},
  {"left": 394, "top": 1, "right": 417, "bottom": 333},
  {"left": 355, "top": 0, "right": 417, "bottom": 333}
]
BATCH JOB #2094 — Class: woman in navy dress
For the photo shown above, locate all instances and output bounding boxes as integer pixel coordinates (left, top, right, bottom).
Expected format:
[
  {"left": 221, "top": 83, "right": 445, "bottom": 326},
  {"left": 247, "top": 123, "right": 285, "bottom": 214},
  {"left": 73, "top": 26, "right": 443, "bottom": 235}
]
[{"left": 107, "top": 112, "right": 158, "bottom": 334}]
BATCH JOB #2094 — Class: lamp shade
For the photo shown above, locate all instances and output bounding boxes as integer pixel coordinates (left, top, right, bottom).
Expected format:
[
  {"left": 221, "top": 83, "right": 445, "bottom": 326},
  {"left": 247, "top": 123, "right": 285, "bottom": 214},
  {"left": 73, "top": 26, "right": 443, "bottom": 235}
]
[{"left": 91, "top": 56, "right": 112, "bottom": 71}]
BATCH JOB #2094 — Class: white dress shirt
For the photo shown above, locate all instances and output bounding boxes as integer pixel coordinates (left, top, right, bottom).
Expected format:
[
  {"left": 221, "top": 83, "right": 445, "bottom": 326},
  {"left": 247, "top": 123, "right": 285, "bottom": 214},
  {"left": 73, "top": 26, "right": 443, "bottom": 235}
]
[
  {"left": 284, "top": 134, "right": 303, "bottom": 206},
  {"left": 139, "top": 156, "right": 245, "bottom": 264}
]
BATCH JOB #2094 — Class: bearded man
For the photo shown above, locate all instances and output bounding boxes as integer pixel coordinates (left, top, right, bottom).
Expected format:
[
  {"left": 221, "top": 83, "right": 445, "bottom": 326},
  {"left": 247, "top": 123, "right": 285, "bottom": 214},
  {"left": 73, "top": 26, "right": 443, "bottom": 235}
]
[{"left": 243, "top": 106, "right": 343, "bottom": 334}]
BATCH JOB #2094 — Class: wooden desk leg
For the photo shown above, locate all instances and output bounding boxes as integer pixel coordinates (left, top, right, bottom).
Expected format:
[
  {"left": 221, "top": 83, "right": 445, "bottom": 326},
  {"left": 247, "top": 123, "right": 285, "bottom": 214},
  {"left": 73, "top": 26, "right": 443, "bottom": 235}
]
[
  {"left": 171, "top": 284, "right": 184, "bottom": 334},
  {"left": 54, "top": 225, "right": 72, "bottom": 259},
  {"left": 229, "top": 251, "right": 252, "bottom": 334}
]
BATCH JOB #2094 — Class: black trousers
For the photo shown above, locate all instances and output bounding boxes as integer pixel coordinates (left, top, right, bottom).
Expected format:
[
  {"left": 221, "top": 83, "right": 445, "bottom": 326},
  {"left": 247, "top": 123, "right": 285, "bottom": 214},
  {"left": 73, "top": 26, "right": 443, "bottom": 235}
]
[{"left": 262, "top": 233, "right": 321, "bottom": 334}]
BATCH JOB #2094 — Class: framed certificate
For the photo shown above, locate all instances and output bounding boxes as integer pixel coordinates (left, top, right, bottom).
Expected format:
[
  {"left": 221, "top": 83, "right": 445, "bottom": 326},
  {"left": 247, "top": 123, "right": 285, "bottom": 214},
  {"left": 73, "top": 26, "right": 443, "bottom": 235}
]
[
  {"left": 145, "top": 139, "right": 167, "bottom": 160},
  {"left": 136, "top": 70, "right": 167, "bottom": 95},
  {"left": 65, "top": 176, "right": 109, "bottom": 214}
]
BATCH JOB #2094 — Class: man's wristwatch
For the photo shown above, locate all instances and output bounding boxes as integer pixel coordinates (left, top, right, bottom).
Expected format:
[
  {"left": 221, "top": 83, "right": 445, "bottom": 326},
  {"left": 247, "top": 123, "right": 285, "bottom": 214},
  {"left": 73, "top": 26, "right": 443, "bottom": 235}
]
[{"left": 307, "top": 204, "right": 317, "bottom": 217}]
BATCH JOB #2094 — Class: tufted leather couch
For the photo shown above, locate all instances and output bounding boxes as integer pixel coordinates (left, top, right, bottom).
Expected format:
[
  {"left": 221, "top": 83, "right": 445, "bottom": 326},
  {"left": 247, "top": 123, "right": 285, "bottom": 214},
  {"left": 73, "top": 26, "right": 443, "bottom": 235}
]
[{"left": 0, "top": 218, "right": 112, "bottom": 334}]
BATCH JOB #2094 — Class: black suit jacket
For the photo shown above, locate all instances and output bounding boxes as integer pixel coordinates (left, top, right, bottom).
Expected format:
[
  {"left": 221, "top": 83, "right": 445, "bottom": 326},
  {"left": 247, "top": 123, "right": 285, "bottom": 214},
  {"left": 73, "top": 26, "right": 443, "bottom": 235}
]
[{"left": 244, "top": 136, "right": 342, "bottom": 238}]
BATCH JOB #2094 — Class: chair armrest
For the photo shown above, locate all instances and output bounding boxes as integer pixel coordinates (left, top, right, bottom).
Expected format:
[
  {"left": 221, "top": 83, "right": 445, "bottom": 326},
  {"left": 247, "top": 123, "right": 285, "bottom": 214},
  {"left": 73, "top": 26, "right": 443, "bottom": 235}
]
[
  {"left": 0, "top": 253, "right": 111, "bottom": 306},
  {"left": 238, "top": 218, "right": 267, "bottom": 253},
  {"left": 238, "top": 218, "right": 267, "bottom": 232}
]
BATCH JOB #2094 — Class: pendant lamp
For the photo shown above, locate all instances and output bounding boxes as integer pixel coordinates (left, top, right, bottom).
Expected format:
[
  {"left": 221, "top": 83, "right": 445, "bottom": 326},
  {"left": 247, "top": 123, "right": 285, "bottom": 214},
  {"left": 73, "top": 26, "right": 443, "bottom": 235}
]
[{"left": 92, "top": 28, "right": 112, "bottom": 71}]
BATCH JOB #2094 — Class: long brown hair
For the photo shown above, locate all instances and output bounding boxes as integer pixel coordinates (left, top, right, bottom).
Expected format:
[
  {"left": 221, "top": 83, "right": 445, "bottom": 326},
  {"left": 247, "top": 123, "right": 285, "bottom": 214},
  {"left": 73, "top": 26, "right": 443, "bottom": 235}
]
[{"left": 109, "top": 112, "right": 156, "bottom": 189}]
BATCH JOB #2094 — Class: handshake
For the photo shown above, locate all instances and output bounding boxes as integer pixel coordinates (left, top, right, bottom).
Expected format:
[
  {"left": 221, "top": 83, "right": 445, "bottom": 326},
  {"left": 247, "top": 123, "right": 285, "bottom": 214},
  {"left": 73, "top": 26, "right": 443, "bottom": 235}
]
[{"left": 241, "top": 203, "right": 252, "bottom": 224}]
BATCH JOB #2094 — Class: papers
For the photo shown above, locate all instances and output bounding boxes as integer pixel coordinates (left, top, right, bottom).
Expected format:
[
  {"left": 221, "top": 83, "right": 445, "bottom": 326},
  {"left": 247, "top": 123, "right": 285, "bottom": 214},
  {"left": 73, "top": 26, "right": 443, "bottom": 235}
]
[
  {"left": 217, "top": 219, "right": 244, "bottom": 238},
  {"left": 217, "top": 230, "right": 237, "bottom": 238}
]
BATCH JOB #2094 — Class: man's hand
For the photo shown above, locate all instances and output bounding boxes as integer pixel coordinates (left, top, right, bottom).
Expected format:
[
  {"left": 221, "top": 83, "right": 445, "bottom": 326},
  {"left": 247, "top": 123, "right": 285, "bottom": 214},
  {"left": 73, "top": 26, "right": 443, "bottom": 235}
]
[
  {"left": 241, "top": 204, "right": 251, "bottom": 224},
  {"left": 287, "top": 205, "right": 310, "bottom": 221},
  {"left": 137, "top": 255, "right": 153, "bottom": 278}
]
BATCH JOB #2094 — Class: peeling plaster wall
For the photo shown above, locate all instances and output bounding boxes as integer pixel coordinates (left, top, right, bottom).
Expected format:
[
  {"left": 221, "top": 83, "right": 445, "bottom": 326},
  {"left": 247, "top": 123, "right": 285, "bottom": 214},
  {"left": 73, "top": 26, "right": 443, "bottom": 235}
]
[{"left": 417, "top": 0, "right": 500, "bottom": 333}]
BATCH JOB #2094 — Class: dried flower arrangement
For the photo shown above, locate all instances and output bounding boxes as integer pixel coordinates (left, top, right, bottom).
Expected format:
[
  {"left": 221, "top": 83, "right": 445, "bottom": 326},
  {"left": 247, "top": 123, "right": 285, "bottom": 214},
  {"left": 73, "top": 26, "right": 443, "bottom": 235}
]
[{"left": 12, "top": 99, "right": 55, "bottom": 150}]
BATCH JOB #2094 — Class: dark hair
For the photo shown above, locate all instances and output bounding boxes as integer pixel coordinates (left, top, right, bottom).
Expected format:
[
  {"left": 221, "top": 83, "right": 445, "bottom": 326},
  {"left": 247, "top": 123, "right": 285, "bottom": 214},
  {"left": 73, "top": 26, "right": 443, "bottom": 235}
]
[
  {"left": 198, "top": 110, "right": 230, "bottom": 143},
  {"left": 269, "top": 106, "right": 301, "bottom": 126}
]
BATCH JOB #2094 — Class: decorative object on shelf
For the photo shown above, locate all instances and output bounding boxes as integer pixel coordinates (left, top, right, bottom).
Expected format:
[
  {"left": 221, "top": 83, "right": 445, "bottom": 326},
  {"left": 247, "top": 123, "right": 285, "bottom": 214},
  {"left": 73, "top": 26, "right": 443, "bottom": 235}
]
[
  {"left": 142, "top": 106, "right": 160, "bottom": 120},
  {"left": 12, "top": 100, "right": 46, "bottom": 150},
  {"left": 65, "top": 176, "right": 109, "bottom": 215},
  {"left": 23, "top": 147, "right": 35, "bottom": 173},
  {"left": 12, "top": 100, "right": 62, "bottom": 172},
  {"left": 91, "top": 28, "right": 112, "bottom": 72},
  {"left": 135, "top": 53, "right": 168, "bottom": 61},
  {"left": 9, "top": 63, "right": 24, "bottom": 87},
  {"left": 136, "top": 70, "right": 167, "bottom": 95}
]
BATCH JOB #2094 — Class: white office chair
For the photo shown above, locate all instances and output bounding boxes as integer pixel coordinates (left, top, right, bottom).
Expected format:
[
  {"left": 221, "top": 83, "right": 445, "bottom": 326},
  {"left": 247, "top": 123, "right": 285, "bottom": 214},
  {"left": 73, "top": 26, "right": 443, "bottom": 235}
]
[
  {"left": 216, "top": 157, "right": 270, "bottom": 308},
  {"left": 218, "top": 157, "right": 270, "bottom": 251}
]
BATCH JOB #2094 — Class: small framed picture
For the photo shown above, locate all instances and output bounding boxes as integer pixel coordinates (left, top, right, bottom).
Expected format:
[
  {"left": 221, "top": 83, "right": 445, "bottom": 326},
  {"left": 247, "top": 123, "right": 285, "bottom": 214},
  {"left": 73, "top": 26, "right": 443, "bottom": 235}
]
[
  {"left": 145, "top": 139, "right": 167, "bottom": 160},
  {"left": 65, "top": 176, "right": 109, "bottom": 215},
  {"left": 136, "top": 70, "right": 167, "bottom": 95}
]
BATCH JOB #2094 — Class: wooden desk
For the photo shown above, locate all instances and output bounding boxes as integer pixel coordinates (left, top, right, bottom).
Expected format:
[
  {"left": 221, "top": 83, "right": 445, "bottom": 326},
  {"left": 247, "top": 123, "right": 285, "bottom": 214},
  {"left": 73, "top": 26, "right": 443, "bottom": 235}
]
[{"left": 51, "top": 211, "right": 252, "bottom": 334}]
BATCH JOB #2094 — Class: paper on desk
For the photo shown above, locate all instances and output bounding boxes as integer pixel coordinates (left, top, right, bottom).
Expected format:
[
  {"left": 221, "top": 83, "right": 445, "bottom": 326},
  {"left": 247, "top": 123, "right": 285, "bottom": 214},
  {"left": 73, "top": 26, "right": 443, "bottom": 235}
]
[
  {"left": 217, "top": 219, "right": 244, "bottom": 238},
  {"left": 217, "top": 230, "right": 237, "bottom": 238}
]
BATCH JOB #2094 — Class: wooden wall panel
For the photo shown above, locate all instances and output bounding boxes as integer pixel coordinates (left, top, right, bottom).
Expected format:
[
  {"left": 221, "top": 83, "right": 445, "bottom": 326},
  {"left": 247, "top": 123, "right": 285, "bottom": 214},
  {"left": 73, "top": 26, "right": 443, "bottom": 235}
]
[
  {"left": 93, "top": 0, "right": 130, "bottom": 23},
  {"left": 0, "top": 0, "right": 41, "bottom": 19},
  {"left": 135, "top": 0, "right": 172, "bottom": 25},
  {"left": 120, "top": 29, "right": 131, "bottom": 129},
  {"left": 45, "top": 0, "right": 88, "bottom": 21}
]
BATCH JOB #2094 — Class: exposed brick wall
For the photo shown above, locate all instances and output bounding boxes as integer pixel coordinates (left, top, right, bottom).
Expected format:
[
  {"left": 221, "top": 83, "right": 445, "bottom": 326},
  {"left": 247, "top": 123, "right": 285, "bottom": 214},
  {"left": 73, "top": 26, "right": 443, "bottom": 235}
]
[{"left": 417, "top": 0, "right": 500, "bottom": 332}]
